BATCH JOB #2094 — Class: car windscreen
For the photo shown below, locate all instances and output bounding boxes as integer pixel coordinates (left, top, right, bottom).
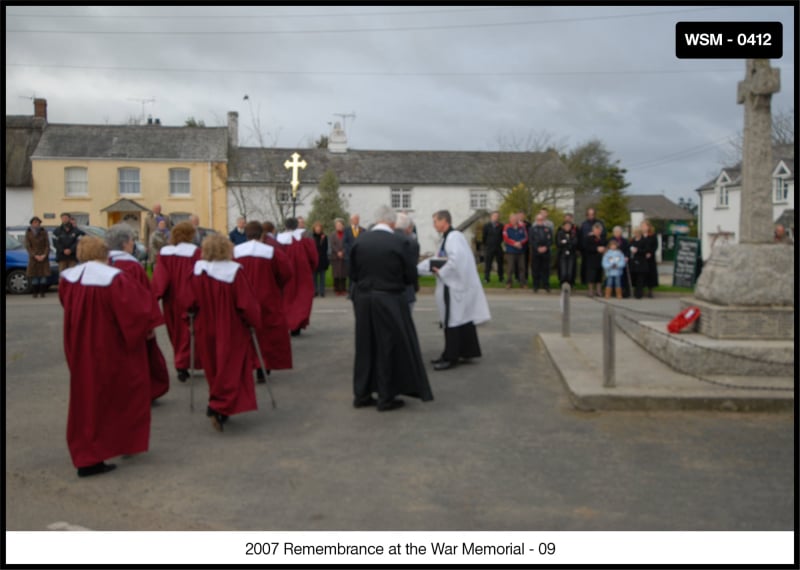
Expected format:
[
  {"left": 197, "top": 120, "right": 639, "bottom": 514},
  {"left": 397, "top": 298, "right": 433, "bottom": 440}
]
[{"left": 6, "top": 232, "right": 24, "bottom": 250}]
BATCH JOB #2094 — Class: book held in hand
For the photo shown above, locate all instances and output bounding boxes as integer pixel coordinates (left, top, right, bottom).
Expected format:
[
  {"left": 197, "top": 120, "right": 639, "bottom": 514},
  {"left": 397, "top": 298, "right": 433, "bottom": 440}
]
[{"left": 429, "top": 257, "right": 447, "bottom": 270}]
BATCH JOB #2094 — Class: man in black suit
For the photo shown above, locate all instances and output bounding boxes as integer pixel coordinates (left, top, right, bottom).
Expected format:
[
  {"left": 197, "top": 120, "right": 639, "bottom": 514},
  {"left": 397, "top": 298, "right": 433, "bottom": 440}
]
[
  {"left": 349, "top": 206, "right": 433, "bottom": 412},
  {"left": 482, "top": 211, "right": 505, "bottom": 284}
]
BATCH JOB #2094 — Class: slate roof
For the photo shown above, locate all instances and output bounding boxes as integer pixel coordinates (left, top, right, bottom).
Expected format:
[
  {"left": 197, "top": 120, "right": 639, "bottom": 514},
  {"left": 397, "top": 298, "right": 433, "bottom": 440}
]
[
  {"left": 573, "top": 192, "right": 693, "bottom": 221},
  {"left": 100, "top": 198, "right": 151, "bottom": 212},
  {"left": 31, "top": 124, "right": 228, "bottom": 162},
  {"left": 5, "top": 115, "right": 46, "bottom": 187},
  {"left": 228, "top": 147, "right": 574, "bottom": 187},
  {"left": 774, "top": 208, "right": 794, "bottom": 229},
  {"left": 695, "top": 144, "right": 794, "bottom": 192},
  {"left": 627, "top": 194, "right": 694, "bottom": 220}
]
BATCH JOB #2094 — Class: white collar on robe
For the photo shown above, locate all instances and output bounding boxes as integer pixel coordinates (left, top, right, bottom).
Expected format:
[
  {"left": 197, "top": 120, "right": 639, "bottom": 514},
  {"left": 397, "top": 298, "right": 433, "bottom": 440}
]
[
  {"left": 234, "top": 239, "right": 274, "bottom": 260},
  {"left": 372, "top": 223, "right": 393, "bottom": 234},
  {"left": 293, "top": 228, "right": 306, "bottom": 240},
  {"left": 60, "top": 261, "right": 121, "bottom": 286},
  {"left": 108, "top": 250, "right": 139, "bottom": 263},
  {"left": 276, "top": 231, "right": 295, "bottom": 245},
  {"left": 159, "top": 242, "right": 198, "bottom": 257},
  {"left": 193, "top": 260, "right": 241, "bottom": 283}
]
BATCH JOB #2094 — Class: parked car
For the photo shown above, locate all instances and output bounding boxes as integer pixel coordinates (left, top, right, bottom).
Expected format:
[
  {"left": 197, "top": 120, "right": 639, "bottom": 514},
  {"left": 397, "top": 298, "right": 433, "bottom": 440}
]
[{"left": 5, "top": 231, "right": 59, "bottom": 294}]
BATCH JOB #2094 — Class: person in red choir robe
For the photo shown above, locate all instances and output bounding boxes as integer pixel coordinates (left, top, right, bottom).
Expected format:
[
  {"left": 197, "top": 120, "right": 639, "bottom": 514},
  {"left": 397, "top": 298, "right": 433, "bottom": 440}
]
[
  {"left": 106, "top": 223, "right": 170, "bottom": 402},
  {"left": 261, "top": 221, "right": 280, "bottom": 248},
  {"left": 276, "top": 217, "right": 318, "bottom": 336},
  {"left": 152, "top": 221, "right": 203, "bottom": 382},
  {"left": 234, "top": 221, "right": 294, "bottom": 381},
  {"left": 59, "top": 236, "right": 154, "bottom": 477},
  {"left": 189, "top": 234, "right": 262, "bottom": 432}
]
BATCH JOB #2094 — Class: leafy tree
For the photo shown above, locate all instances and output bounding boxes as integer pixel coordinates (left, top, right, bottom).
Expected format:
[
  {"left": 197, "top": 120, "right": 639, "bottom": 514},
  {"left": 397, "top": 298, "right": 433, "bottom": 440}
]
[
  {"left": 314, "top": 135, "right": 329, "bottom": 149},
  {"left": 594, "top": 164, "right": 631, "bottom": 230},
  {"left": 307, "top": 170, "right": 349, "bottom": 233},
  {"left": 677, "top": 196, "right": 698, "bottom": 217},
  {"left": 563, "top": 138, "right": 615, "bottom": 200},
  {"left": 184, "top": 116, "right": 206, "bottom": 127}
]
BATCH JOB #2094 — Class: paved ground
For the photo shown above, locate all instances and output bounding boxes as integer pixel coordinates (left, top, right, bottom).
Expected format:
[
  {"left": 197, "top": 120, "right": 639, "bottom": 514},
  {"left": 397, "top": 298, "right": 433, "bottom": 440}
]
[{"left": 4, "top": 289, "right": 795, "bottom": 531}]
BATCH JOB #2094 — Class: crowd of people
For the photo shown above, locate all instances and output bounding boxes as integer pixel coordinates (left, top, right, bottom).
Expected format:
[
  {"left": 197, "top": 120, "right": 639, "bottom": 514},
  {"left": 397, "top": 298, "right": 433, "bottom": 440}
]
[
  {"left": 482, "top": 207, "right": 661, "bottom": 299},
  {"left": 47, "top": 200, "right": 795, "bottom": 478},
  {"left": 55, "top": 204, "right": 494, "bottom": 478}
]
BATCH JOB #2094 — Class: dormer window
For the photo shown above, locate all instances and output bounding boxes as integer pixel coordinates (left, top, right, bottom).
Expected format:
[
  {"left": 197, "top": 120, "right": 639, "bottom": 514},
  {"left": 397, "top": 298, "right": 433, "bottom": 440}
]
[{"left": 772, "top": 162, "right": 791, "bottom": 203}]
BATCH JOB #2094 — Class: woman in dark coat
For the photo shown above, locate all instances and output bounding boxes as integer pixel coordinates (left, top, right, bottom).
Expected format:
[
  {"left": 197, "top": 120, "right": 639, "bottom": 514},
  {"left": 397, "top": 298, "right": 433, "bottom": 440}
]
[
  {"left": 555, "top": 220, "right": 578, "bottom": 288},
  {"left": 640, "top": 220, "right": 659, "bottom": 298},
  {"left": 629, "top": 227, "right": 649, "bottom": 299},
  {"left": 25, "top": 216, "right": 51, "bottom": 298},
  {"left": 583, "top": 223, "right": 607, "bottom": 297},
  {"left": 329, "top": 218, "right": 347, "bottom": 295},
  {"left": 311, "top": 221, "right": 330, "bottom": 298}
]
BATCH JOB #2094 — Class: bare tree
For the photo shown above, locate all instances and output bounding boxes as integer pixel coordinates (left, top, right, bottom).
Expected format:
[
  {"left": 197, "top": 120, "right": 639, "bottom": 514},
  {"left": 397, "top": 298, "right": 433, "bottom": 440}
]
[
  {"left": 228, "top": 98, "right": 314, "bottom": 227},
  {"left": 485, "top": 131, "right": 572, "bottom": 218},
  {"left": 720, "top": 107, "right": 794, "bottom": 166}
]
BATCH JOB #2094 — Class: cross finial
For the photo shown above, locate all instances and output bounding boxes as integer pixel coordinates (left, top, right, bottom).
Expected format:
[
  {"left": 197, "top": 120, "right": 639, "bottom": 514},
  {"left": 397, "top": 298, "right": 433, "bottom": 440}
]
[{"left": 284, "top": 152, "right": 308, "bottom": 198}]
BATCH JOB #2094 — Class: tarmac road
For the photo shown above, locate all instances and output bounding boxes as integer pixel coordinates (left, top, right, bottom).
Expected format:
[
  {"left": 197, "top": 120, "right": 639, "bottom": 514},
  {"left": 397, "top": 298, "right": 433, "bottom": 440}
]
[{"left": 4, "top": 290, "right": 794, "bottom": 532}]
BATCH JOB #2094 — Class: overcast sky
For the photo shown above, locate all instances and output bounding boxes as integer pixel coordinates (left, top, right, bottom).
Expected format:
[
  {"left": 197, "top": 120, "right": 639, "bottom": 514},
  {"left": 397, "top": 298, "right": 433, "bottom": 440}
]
[{"left": 5, "top": 4, "right": 795, "bottom": 205}]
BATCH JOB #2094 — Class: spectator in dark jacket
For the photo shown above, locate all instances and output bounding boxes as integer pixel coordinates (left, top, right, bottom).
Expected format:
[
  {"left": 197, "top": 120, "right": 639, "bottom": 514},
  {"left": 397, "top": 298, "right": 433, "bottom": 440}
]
[
  {"left": 311, "top": 221, "right": 330, "bottom": 298},
  {"left": 481, "top": 211, "right": 505, "bottom": 284},
  {"left": 53, "top": 212, "right": 84, "bottom": 272},
  {"left": 229, "top": 216, "right": 247, "bottom": 245},
  {"left": 583, "top": 223, "right": 607, "bottom": 297},
  {"left": 578, "top": 208, "right": 606, "bottom": 285},
  {"left": 556, "top": 220, "right": 578, "bottom": 288},
  {"left": 529, "top": 213, "right": 553, "bottom": 293}
]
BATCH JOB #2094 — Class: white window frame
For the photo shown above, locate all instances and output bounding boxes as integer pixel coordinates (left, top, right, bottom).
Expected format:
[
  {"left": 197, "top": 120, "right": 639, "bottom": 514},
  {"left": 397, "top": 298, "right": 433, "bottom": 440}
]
[
  {"left": 470, "top": 190, "right": 488, "bottom": 209},
  {"left": 64, "top": 167, "right": 88, "bottom": 196},
  {"left": 772, "top": 163, "right": 791, "bottom": 203},
  {"left": 169, "top": 168, "right": 191, "bottom": 196},
  {"left": 277, "top": 186, "right": 292, "bottom": 205},
  {"left": 716, "top": 183, "right": 729, "bottom": 208},
  {"left": 118, "top": 167, "right": 141, "bottom": 196},
  {"left": 391, "top": 187, "right": 413, "bottom": 210}
]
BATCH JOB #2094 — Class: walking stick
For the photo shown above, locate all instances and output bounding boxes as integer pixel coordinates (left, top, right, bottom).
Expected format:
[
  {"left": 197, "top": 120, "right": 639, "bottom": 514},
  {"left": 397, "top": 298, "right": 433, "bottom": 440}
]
[
  {"left": 250, "top": 327, "right": 277, "bottom": 409},
  {"left": 188, "top": 311, "right": 195, "bottom": 412}
]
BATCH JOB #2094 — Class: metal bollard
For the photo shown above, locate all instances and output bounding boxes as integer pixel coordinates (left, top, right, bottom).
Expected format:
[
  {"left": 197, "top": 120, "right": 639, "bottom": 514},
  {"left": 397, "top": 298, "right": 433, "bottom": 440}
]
[
  {"left": 561, "top": 283, "right": 571, "bottom": 337},
  {"left": 603, "top": 304, "right": 615, "bottom": 388}
]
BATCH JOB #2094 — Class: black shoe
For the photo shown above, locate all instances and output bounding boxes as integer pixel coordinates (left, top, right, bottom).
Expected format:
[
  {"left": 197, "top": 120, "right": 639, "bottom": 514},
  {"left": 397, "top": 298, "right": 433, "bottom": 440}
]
[
  {"left": 290, "top": 329, "right": 301, "bottom": 337},
  {"left": 177, "top": 369, "right": 189, "bottom": 382},
  {"left": 256, "top": 368, "right": 266, "bottom": 382},
  {"left": 353, "top": 396, "right": 378, "bottom": 408},
  {"left": 433, "top": 360, "right": 456, "bottom": 371},
  {"left": 430, "top": 357, "right": 446, "bottom": 365},
  {"left": 77, "top": 462, "right": 117, "bottom": 477},
  {"left": 377, "top": 399, "right": 405, "bottom": 412}
]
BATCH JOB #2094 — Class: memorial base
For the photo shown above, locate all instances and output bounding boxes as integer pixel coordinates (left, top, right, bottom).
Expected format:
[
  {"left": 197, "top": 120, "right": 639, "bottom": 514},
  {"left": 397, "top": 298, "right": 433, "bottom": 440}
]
[{"left": 680, "top": 298, "right": 794, "bottom": 340}]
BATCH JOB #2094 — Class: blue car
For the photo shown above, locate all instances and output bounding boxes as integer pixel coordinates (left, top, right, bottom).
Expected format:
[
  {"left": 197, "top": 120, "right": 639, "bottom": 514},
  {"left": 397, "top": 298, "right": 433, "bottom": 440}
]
[{"left": 5, "top": 231, "right": 60, "bottom": 294}]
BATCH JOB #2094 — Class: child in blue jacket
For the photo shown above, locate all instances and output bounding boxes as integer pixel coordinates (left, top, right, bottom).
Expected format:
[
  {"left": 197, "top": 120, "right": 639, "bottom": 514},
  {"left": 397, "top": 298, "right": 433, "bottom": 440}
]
[{"left": 601, "top": 239, "right": 626, "bottom": 299}]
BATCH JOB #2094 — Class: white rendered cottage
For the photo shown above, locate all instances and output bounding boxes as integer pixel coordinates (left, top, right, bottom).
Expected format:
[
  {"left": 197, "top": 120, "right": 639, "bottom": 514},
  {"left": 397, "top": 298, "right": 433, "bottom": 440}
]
[
  {"left": 695, "top": 144, "right": 794, "bottom": 260},
  {"left": 226, "top": 121, "right": 574, "bottom": 256}
]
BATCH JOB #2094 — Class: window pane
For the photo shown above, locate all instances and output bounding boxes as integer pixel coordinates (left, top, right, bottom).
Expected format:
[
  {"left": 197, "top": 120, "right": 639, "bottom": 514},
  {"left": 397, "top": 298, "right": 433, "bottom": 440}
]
[
  {"left": 402, "top": 192, "right": 411, "bottom": 209},
  {"left": 119, "top": 168, "right": 140, "bottom": 195},
  {"left": 65, "top": 167, "right": 88, "bottom": 196},
  {"left": 391, "top": 190, "right": 400, "bottom": 209},
  {"left": 170, "top": 169, "right": 191, "bottom": 195}
]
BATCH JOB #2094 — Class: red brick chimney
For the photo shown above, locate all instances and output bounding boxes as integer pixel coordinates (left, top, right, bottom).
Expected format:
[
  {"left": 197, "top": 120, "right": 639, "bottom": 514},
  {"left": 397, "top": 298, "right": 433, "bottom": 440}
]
[{"left": 33, "top": 98, "right": 47, "bottom": 121}]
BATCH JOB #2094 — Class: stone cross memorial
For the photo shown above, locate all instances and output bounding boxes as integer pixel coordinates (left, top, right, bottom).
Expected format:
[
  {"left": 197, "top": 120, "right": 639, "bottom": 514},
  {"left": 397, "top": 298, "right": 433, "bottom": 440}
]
[{"left": 687, "top": 58, "right": 793, "bottom": 340}]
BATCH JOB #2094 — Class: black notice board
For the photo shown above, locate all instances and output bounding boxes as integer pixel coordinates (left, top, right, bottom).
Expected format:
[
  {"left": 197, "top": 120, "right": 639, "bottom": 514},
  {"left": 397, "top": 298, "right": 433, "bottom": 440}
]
[{"left": 672, "top": 237, "right": 701, "bottom": 288}]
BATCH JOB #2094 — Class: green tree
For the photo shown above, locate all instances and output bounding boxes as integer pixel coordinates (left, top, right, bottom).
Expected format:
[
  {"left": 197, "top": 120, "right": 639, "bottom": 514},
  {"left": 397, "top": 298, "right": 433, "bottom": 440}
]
[
  {"left": 184, "top": 116, "right": 206, "bottom": 127},
  {"left": 307, "top": 170, "right": 349, "bottom": 233},
  {"left": 594, "top": 164, "right": 631, "bottom": 230}
]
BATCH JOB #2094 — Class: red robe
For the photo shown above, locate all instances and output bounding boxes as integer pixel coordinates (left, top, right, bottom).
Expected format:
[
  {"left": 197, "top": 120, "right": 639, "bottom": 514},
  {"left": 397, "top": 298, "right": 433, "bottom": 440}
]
[
  {"left": 276, "top": 230, "right": 318, "bottom": 331},
  {"left": 59, "top": 261, "right": 153, "bottom": 468},
  {"left": 109, "top": 250, "right": 170, "bottom": 400},
  {"left": 234, "top": 240, "right": 294, "bottom": 370},
  {"left": 152, "top": 243, "right": 203, "bottom": 371},
  {"left": 189, "top": 260, "right": 262, "bottom": 417}
]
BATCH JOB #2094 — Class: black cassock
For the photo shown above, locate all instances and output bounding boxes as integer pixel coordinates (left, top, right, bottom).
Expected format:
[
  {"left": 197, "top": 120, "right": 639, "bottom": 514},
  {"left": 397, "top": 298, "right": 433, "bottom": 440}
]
[{"left": 350, "top": 228, "right": 433, "bottom": 405}]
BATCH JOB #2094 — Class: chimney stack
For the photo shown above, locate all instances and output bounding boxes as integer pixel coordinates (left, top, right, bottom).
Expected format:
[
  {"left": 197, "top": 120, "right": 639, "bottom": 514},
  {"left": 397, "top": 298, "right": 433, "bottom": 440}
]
[
  {"left": 33, "top": 98, "right": 47, "bottom": 121},
  {"left": 227, "top": 111, "right": 239, "bottom": 148}
]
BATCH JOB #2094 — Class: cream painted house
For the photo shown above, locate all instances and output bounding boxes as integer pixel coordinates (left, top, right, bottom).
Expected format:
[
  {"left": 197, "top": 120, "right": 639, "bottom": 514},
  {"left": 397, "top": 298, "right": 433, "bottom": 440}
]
[{"left": 30, "top": 122, "right": 229, "bottom": 238}]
